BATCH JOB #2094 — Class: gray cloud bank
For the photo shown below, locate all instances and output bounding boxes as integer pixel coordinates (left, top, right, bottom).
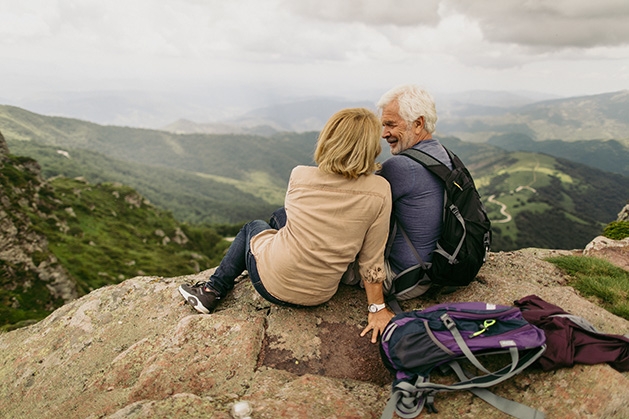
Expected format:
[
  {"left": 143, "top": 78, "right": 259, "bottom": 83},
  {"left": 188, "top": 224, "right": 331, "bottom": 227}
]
[
  {"left": 1, "top": 0, "right": 628, "bottom": 120},
  {"left": 288, "top": 0, "right": 629, "bottom": 49}
]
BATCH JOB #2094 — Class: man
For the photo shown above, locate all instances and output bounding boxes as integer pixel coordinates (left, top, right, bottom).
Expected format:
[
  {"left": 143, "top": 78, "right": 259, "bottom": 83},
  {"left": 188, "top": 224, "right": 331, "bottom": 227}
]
[{"left": 377, "top": 84, "right": 452, "bottom": 296}]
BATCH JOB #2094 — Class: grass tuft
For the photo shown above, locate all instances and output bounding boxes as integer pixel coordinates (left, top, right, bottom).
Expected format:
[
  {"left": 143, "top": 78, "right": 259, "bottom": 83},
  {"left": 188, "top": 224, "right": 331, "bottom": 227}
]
[{"left": 546, "top": 255, "right": 629, "bottom": 320}]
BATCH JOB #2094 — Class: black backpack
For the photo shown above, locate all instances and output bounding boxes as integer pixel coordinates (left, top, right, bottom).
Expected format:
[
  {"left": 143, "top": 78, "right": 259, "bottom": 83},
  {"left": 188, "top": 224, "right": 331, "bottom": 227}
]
[{"left": 385, "top": 146, "right": 492, "bottom": 302}]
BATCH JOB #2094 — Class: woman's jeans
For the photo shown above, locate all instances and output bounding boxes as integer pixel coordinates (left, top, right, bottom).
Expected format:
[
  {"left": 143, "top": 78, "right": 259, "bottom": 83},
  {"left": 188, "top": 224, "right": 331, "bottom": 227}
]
[
  {"left": 269, "top": 207, "right": 287, "bottom": 230},
  {"left": 207, "top": 208, "right": 298, "bottom": 307}
]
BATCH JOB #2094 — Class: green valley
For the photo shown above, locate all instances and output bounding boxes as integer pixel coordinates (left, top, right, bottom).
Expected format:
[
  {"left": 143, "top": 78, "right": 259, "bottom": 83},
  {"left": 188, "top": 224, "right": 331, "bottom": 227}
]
[
  {"left": 2, "top": 104, "right": 628, "bottom": 254},
  {"left": 473, "top": 151, "right": 627, "bottom": 250}
]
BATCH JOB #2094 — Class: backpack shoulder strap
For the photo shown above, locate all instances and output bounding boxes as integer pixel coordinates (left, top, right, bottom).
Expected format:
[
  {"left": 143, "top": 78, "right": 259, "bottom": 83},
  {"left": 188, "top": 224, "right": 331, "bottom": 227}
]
[
  {"left": 400, "top": 146, "right": 453, "bottom": 182},
  {"left": 386, "top": 215, "right": 426, "bottom": 267},
  {"left": 384, "top": 217, "right": 427, "bottom": 315}
]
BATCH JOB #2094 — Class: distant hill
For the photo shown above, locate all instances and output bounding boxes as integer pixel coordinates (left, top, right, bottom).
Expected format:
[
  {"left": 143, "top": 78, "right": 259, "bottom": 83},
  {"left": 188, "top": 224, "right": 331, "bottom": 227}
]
[
  {"left": 163, "top": 118, "right": 282, "bottom": 136},
  {"left": 2, "top": 104, "right": 628, "bottom": 252},
  {"left": 439, "top": 90, "right": 629, "bottom": 144},
  {"left": 7, "top": 140, "right": 283, "bottom": 225},
  {"left": 1, "top": 90, "right": 244, "bottom": 129},
  {"left": 162, "top": 98, "right": 375, "bottom": 135},
  {"left": 161, "top": 90, "right": 628, "bottom": 143},
  {"left": 1, "top": 104, "right": 316, "bottom": 224},
  {"left": 437, "top": 90, "right": 560, "bottom": 118},
  {"left": 488, "top": 133, "right": 629, "bottom": 177},
  {"left": 470, "top": 149, "right": 629, "bottom": 251},
  {"left": 0, "top": 86, "right": 563, "bottom": 130},
  {"left": 162, "top": 92, "right": 551, "bottom": 136}
]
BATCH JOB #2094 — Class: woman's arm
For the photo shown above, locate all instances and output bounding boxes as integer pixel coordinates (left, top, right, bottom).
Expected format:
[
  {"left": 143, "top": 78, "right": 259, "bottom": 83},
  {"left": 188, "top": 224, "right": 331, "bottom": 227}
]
[
  {"left": 357, "top": 184, "right": 394, "bottom": 343},
  {"left": 360, "top": 281, "right": 394, "bottom": 343}
]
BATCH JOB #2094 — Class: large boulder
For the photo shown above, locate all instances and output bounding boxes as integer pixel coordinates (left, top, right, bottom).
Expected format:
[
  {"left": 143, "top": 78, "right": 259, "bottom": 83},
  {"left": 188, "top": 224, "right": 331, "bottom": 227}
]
[{"left": 1, "top": 249, "right": 629, "bottom": 418}]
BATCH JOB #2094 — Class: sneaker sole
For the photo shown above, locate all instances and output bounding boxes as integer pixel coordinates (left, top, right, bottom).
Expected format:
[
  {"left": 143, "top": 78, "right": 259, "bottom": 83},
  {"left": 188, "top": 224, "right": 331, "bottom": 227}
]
[{"left": 178, "top": 285, "right": 210, "bottom": 314}]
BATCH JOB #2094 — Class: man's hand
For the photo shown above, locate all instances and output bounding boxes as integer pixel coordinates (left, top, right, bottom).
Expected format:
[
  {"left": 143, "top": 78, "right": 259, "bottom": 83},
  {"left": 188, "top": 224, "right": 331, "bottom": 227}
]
[{"left": 360, "top": 308, "right": 394, "bottom": 343}]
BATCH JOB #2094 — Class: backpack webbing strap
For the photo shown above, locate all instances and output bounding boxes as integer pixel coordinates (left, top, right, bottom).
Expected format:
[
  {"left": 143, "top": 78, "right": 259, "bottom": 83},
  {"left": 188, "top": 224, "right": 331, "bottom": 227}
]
[
  {"left": 383, "top": 347, "right": 544, "bottom": 419},
  {"left": 381, "top": 345, "right": 547, "bottom": 419},
  {"left": 434, "top": 204, "right": 466, "bottom": 263},
  {"left": 399, "top": 223, "right": 427, "bottom": 268},
  {"left": 415, "top": 345, "right": 546, "bottom": 393},
  {"left": 383, "top": 220, "right": 402, "bottom": 314},
  {"left": 441, "top": 312, "right": 503, "bottom": 374},
  {"left": 386, "top": 216, "right": 427, "bottom": 268},
  {"left": 396, "top": 346, "right": 546, "bottom": 419},
  {"left": 381, "top": 379, "right": 427, "bottom": 419},
  {"left": 386, "top": 296, "right": 403, "bottom": 315},
  {"left": 448, "top": 361, "right": 546, "bottom": 419},
  {"left": 384, "top": 219, "right": 397, "bottom": 260}
]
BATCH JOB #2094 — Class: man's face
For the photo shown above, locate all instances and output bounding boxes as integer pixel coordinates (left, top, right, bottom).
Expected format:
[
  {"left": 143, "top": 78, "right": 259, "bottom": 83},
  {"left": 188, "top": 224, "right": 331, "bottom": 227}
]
[{"left": 381, "top": 101, "right": 416, "bottom": 155}]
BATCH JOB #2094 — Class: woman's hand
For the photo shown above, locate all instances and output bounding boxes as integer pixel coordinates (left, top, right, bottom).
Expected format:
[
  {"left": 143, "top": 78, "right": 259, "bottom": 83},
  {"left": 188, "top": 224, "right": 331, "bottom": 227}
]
[
  {"left": 361, "top": 308, "right": 395, "bottom": 343},
  {"left": 361, "top": 280, "right": 394, "bottom": 343}
]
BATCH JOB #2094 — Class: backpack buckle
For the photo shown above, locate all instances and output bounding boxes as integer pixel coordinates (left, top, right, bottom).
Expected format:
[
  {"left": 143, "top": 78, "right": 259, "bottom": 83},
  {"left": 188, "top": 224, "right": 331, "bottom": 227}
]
[{"left": 440, "top": 313, "right": 455, "bottom": 330}]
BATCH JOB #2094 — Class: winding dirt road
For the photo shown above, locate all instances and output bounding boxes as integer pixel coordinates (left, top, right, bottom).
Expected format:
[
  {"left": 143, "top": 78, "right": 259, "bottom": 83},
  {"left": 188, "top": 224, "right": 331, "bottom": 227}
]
[
  {"left": 488, "top": 194, "right": 512, "bottom": 223},
  {"left": 486, "top": 159, "right": 539, "bottom": 224}
]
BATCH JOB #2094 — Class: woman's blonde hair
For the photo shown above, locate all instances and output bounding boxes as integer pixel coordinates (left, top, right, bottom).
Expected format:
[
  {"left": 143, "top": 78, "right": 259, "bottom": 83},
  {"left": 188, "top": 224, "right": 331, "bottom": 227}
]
[{"left": 314, "top": 108, "right": 382, "bottom": 179}]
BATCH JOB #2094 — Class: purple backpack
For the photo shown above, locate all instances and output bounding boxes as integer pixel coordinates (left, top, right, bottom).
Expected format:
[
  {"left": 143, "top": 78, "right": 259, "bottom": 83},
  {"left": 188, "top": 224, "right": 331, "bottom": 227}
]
[{"left": 380, "top": 302, "right": 547, "bottom": 419}]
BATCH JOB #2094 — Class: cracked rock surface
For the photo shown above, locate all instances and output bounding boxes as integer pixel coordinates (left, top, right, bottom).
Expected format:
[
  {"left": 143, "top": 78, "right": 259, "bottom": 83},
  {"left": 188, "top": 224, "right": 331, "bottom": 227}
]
[{"left": 1, "top": 245, "right": 629, "bottom": 418}]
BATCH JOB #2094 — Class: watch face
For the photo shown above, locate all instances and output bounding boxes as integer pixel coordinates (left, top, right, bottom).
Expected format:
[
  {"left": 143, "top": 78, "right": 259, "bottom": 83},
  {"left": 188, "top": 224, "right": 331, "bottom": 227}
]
[{"left": 369, "top": 304, "right": 383, "bottom": 313}]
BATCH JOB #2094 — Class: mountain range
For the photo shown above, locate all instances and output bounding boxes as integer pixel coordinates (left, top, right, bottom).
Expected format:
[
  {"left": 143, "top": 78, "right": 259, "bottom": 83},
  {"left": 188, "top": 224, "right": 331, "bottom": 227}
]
[
  {"left": 1, "top": 89, "right": 628, "bottom": 252},
  {"left": 164, "top": 98, "right": 375, "bottom": 135},
  {"left": 438, "top": 90, "right": 629, "bottom": 144},
  {"left": 160, "top": 90, "right": 629, "bottom": 148},
  {"left": 1, "top": 92, "right": 629, "bottom": 329},
  {"left": 3, "top": 89, "right": 556, "bottom": 131}
]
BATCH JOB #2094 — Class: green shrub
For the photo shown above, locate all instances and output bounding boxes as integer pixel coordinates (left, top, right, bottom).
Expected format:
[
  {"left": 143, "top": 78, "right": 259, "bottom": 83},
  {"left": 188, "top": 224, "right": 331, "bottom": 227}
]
[
  {"left": 603, "top": 220, "right": 629, "bottom": 240},
  {"left": 1, "top": 165, "right": 27, "bottom": 187}
]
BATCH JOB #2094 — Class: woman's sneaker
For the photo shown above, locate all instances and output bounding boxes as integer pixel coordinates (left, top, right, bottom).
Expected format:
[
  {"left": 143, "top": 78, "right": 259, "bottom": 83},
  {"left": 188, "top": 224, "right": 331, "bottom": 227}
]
[{"left": 178, "top": 282, "right": 221, "bottom": 314}]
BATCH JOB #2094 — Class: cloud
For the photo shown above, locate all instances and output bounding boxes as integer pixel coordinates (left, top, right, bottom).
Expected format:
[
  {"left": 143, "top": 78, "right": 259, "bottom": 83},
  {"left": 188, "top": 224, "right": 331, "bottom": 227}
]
[
  {"left": 1, "top": 0, "right": 628, "bottom": 104},
  {"left": 282, "top": 0, "right": 441, "bottom": 26},
  {"left": 0, "top": 2, "right": 55, "bottom": 41},
  {"left": 445, "top": 0, "right": 629, "bottom": 49},
  {"left": 282, "top": 0, "right": 629, "bottom": 52}
]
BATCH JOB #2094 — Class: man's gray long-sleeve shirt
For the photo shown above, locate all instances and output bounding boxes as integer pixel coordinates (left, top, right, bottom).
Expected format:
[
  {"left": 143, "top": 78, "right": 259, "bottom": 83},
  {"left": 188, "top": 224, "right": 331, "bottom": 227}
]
[{"left": 378, "top": 138, "right": 452, "bottom": 274}]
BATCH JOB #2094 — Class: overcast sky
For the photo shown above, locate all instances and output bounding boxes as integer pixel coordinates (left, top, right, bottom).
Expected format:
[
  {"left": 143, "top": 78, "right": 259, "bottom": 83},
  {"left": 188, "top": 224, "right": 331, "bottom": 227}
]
[{"left": 2, "top": 0, "right": 629, "bottom": 119}]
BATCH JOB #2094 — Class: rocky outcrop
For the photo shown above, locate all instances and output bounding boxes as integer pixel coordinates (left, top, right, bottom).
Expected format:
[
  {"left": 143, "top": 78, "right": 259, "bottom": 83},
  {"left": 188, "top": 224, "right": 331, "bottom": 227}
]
[
  {"left": 584, "top": 236, "right": 629, "bottom": 271},
  {"left": 618, "top": 203, "right": 629, "bottom": 222},
  {"left": 0, "top": 132, "right": 76, "bottom": 317},
  {"left": 1, "top": 245, "right": 629, "bottom": 419},
  {"left": 583, "top": 203, "right": 629, "bottom": 271}
]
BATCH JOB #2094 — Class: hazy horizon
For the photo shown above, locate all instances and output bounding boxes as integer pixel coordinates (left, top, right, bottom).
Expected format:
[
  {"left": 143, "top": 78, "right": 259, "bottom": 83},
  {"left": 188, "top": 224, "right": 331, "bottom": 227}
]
[{"left": 2, "top": 0, "right": 628, "bottom": 127}]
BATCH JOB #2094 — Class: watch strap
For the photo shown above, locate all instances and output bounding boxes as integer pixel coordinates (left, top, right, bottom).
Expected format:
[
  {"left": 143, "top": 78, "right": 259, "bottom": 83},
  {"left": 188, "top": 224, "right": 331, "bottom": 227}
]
[{"left": 369, "top": 303, "right": 386, "bottom": 312}]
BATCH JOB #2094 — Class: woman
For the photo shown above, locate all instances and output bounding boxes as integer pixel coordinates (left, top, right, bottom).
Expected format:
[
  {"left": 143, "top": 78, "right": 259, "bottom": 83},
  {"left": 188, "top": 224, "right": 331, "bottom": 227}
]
[{"left": 178, "top": 108, "right": 394, "bottom": 342}]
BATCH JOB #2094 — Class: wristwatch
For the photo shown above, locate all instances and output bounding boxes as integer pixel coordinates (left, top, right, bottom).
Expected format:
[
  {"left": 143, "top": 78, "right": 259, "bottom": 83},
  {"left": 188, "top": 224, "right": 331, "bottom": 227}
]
[{"left": 368, "top": 303, "right": 387, "bottom": 313}]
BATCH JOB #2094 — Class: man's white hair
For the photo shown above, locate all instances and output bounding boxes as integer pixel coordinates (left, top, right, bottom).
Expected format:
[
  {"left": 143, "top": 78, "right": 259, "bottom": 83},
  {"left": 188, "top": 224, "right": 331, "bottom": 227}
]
[{"left": 377, "top": 84, "right": 438, "bottom": 134}]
